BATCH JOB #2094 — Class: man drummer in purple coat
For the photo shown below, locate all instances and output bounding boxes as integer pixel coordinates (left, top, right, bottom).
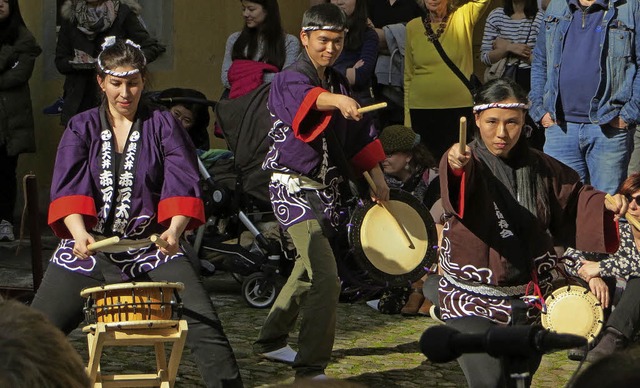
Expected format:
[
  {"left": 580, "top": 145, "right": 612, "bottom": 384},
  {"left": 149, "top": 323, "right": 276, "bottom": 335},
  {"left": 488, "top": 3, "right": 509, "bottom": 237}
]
[
  {"left": 254, "top": 3, "right": 389, "bottom": 380},
  {"left": 30, "top": 38, "right": 243, "bottom": 388}
]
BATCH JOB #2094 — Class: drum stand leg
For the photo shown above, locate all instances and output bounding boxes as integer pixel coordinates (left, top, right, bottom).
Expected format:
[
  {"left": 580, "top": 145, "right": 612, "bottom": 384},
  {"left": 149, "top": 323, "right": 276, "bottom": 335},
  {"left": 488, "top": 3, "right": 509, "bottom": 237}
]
[{"left": 83, "top": 320, "right": 188, "bottom": 388}]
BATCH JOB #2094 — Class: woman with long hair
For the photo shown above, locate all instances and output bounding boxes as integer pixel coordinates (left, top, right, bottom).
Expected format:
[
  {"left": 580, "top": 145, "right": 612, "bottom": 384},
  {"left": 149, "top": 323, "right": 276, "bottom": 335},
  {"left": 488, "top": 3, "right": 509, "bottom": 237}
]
[
  {"left": 0, "top": 0, "right": 41, "bottom": 241},
  {"left": 221, "top": 0, "right": 299, "bottom": 97}
]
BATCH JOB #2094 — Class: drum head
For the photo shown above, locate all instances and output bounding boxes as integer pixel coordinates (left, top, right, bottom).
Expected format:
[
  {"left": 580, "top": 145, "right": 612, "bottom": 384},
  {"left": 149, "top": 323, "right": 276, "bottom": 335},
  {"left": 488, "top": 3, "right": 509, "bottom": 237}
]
[
  {"left": 349, "top": 189, "right": 437, "bottom": 286},
  {"left": 541, "top": 285, "right": 604, "bottom": 343},
  {"left": 80, "top": 281, "right": 184, "bottom": 297}
]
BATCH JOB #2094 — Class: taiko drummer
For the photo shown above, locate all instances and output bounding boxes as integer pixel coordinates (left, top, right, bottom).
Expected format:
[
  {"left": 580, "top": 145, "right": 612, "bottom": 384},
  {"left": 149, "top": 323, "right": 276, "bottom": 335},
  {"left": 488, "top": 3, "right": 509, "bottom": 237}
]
[
  {"left": 438, "top": 78, "right": 627, "bottom": 387},
  {"left": 30, "top": 37, "right": 243, "bottom": 388}
]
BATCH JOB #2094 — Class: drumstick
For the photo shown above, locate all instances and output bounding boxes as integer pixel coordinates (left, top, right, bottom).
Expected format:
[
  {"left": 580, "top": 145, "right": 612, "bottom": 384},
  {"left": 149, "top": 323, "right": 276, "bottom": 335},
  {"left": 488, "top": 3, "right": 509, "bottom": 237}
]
[
  {"left": 363, "top": 171, "right": 415, "bottom": 249},
  {"left": 150, "top": 234, "right": 170, "bottom": 249},
  {"left": 86, "top": 236, "right": 120, "bottom": 251},
  {"left": 357, "top": 102, "right": 387, "bottom": 114},
  {"left": 605, "top": 194, "right": 640, "bottom": 230},
  {"left": 459, "top": 116, "right": 467, "bottom": 154}
]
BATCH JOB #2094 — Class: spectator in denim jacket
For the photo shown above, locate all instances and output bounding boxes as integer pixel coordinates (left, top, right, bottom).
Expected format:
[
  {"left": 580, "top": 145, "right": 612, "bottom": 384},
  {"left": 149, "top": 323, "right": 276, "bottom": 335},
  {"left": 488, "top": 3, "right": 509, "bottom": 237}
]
[{"left": 529, "top": 0, "right": 640, "bottom": 194}]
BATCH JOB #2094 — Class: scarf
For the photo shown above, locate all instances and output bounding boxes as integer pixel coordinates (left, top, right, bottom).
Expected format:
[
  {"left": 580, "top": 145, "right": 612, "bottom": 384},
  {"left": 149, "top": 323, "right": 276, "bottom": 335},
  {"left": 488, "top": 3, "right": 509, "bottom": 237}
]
[{"left": 74, "top": 0, "right": 120, "bottom": 40}]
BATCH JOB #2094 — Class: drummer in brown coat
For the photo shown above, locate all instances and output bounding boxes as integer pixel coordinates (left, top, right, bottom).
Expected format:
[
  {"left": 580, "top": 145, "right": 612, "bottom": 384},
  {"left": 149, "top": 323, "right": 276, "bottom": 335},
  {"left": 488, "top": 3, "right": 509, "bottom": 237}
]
[{"left": 438, "top": 78, "right": 627, "bottom": 387}]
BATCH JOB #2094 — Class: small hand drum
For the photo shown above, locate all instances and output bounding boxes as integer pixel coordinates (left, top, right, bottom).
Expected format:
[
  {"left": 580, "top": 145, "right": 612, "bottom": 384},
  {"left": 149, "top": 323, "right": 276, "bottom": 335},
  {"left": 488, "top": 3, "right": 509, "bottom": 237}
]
[
  {"left": 81, "top": 281, "right": 184, "bottom": 324},
  {"left": 541, "top": 285, "right": 604, "bottom": 343}
]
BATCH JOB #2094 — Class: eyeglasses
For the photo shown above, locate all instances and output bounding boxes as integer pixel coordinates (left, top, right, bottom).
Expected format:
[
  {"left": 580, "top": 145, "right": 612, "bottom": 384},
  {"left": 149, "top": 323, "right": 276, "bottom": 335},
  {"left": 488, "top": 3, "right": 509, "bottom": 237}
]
[{"left": 626, "top": 195, "right": 640, "bottom": 206}]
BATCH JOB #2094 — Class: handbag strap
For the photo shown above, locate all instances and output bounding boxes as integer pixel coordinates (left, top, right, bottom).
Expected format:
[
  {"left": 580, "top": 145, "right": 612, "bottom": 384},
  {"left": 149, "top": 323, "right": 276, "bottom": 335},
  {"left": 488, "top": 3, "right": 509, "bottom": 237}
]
[
  {"left": 510, "top": 18, "right": 535, "bottom": 68},
  {"left": 429, "top": 34, "right": 474, "bottom": 94}
]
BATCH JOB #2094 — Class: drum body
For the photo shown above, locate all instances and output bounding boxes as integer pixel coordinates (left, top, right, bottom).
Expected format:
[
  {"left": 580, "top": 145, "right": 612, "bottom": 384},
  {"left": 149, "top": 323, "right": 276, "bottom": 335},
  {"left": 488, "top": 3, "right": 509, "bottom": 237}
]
[
  {"left": 348, "top": 189, "right": 438, "bottom": 286},
  {"left": 80, "top": 282, "right": 184, "bottom": 323},
  {"left": 541, "top": 285, "right": 604, "bottom": 343}
]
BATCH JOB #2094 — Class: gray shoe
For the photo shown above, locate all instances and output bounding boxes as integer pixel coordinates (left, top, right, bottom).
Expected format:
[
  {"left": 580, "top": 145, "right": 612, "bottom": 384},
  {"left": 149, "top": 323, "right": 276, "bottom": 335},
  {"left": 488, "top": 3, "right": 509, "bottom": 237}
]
[
  {"left": 0, "top": 220, "right": 14, "bottom": 242},
  {"left": 586, "top": 327, "right": 627, "bottom": 363}
]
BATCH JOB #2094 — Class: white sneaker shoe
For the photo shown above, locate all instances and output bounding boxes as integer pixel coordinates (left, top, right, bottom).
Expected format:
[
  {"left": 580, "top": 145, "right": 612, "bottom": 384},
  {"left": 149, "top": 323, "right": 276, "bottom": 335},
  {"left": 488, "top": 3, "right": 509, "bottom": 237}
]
[
  {"left": 0, "top": 220, "right": 14, "bottom": 242},
  {"left": 311, "top": 374, "right": 328, "bottom": 380},
  {"left": 366, "top": 299, "right": 380, "bottom": 311},
  {"left": 261, "top": 345, "right": 297, "bottom": 364}
]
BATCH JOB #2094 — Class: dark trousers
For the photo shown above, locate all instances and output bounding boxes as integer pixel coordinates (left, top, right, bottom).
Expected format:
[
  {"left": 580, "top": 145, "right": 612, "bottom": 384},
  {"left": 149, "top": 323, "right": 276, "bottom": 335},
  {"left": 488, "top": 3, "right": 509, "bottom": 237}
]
[
  {"left": 31, "top": 257, "right": 244, "bottom": 388},
  {"left": 607, "top": 276, "right": 640, "bottom": 339},
  {"left": 410, "top": 107, "right": 474, "bottom": 162},
  {"left": 446, "top": 315, "right": 542, "bottom": 388},
  {"left": 0, "top": 146, "right": 18, "bottom": 222}
]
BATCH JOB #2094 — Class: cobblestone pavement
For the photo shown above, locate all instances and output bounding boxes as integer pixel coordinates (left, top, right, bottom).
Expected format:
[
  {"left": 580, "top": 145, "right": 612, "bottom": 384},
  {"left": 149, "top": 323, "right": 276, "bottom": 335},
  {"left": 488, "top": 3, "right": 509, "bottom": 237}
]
[
  {"left": 67, "top": 275, "right": 580, "bottom": 388},
  {"left": 1, "top": 239, "right": 581, "bottom": 388}
]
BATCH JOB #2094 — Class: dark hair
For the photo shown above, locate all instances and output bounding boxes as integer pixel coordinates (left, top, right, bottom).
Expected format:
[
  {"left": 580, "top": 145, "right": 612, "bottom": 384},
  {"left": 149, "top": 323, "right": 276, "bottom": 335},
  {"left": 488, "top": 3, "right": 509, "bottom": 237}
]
[
  {"left": 96, "top": 39, "right": 148, "bottom": 80},
  {"left": 409, "top": 142, "right": 437, "bottom": 172},
  {"left": 158, "top": 87, "right": 211, "bottom": 149},
  {"left": 0, "top": 0, "right": 26, "bottom": 46},
  {"left": 343, "top": 0, "right": 369, "bottom": 51},
  {"left": 474, "top": 77, "right": 529, "bottom": 106},
  {"left": 232, "top": 0, "right": 286, "bottom": 70},
  {"left": 619, "top": 173, "right": 640, "bottom": 197},
  {"left": 503, "top": 0, "right": 538, "bottom": 19},
  {"left": 0, "top": 299, "right": 91, "bottom": 388},
  {"left": 302, "top": 3, "right": 348, "bottom": 31}
]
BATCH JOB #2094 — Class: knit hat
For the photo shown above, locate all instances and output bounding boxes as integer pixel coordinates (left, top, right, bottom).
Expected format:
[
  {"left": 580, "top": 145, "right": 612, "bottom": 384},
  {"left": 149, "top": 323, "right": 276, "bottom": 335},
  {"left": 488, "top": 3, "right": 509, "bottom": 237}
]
[{"left": 379, "top": 125, "right": 421, "bottom": 154}]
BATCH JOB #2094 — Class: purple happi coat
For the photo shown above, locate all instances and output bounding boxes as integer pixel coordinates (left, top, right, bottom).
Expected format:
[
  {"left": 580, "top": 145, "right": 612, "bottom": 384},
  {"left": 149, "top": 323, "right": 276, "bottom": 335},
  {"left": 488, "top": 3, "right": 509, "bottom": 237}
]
[
  {"left": 262, "top": 53, "right": 385, "bottom": 230},
  {"left": 47, "top": 105, "right": 204, "bottom": 279}
]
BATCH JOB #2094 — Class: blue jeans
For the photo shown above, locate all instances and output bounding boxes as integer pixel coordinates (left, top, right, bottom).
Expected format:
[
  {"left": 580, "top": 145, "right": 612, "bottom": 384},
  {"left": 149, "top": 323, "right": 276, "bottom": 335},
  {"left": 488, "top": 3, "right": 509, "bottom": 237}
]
[{"left": 543, "top": 122, "right": 632, "bottom": 194}]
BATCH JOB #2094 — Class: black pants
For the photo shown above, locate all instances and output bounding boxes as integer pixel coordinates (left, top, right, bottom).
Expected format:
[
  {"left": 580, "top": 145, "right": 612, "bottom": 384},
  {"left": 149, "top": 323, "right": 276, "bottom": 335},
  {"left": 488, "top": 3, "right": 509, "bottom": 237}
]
[
  {"left": 0, "top": 146, "right": 18, "bottom": 222},
  {"left": 607, "top": 276, "right": 640, "bottom": 339},
  {"left": 446, "top": 314, "right": 542, "bottom": 388},
  {"left": 31, "top": 257, "right": 244, "bottom": 388},
  {"left": 410, "top": 107, "right": 474, "bottom": 162}
]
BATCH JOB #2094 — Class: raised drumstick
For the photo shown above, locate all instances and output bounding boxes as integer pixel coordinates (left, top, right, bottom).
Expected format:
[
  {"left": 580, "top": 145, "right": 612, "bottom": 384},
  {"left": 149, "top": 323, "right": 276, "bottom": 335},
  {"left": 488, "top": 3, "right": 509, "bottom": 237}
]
[
  {"left": 459, "top": 116, "right": 467, "bottom": 154},
  {"left": 605, "top": 194, "right": 640, "bottom": 230},
  {"left": 357, "top": 102, "right": 387, "bottom": 114},
  {"left": 363, "top": 171, "right": 415, "bottom": 249},
  {"left": 150, "top": 234, "right": 170, "bottom": 249},
  {"left": 86, "top": 236, "right": 120, "bottom": 251}
]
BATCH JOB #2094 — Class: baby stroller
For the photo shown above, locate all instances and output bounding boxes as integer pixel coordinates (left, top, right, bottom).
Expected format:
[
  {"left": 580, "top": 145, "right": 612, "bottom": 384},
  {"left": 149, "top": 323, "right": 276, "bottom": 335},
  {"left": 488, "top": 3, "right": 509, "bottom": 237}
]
[{"left": 157, "top": 85, "right": 293, "bottom": 308}]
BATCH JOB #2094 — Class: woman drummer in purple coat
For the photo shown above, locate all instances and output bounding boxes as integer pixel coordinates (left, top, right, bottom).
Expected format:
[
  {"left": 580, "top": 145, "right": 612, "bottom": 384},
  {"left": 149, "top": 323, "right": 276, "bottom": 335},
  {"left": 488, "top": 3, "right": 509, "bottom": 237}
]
[{"left": 30, "top": 37, "right": 243, "bottom": 388}]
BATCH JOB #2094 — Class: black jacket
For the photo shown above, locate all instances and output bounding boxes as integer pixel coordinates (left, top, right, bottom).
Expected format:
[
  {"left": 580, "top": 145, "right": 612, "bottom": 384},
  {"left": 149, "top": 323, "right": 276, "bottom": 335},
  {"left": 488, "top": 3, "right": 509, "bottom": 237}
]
[{"left": 56, "top": 0, "right": 165, "bottom": 125}]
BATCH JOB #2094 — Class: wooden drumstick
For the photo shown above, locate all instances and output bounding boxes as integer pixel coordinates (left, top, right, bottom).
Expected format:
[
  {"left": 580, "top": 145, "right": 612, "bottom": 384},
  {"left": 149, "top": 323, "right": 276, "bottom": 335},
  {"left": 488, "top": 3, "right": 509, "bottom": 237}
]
[
  {"left": 363, "top": 171, "right": 415, "bottom": 249},
  {"left": 86, "top": 236, "right": 120, "bottom": 251},
  {"left": 357, "top": 102, "right": 387, "bottom": 114},
  {"left": 459, "top": 116, "right": 467, "bottom": 154},
  {"left": 605, "top": 193, "right": 640, "bottom": 230},
  {"left": 150, "top": 234, "right": 170, "bottom": 249}
]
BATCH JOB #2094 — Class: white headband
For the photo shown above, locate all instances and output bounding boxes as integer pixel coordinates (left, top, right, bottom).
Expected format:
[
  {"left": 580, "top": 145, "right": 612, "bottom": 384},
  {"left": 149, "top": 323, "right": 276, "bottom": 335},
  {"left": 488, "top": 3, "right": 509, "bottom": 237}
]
[
  {"left": 473, "top": 102, "right": 530, "bottom": 113},
  {"left": 302, "top": 25, "right": 348, "bottom": 32},
  {"left": 97, "top": 36, "right": 147, "bottom": 77}
]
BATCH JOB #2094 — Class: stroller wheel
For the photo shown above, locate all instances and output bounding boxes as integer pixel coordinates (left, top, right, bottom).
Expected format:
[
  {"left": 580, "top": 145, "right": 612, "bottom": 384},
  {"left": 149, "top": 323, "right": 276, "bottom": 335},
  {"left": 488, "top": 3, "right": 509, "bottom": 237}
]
[{"left": 242, "top": 272, "right": 278, "bottom": 308}]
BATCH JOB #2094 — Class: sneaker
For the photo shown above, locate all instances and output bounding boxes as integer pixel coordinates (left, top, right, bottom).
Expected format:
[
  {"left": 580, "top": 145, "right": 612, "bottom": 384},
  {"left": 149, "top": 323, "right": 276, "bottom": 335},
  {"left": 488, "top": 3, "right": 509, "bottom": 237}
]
[
  {"left": 567, "top": 346, "right": 588, "bottom": 361},
  {"left": 366, "top": 299, "right": 380, "bottom": 311},
  {"left": 43, "top": 97, "right": 64, "bottom": 115},
  {"left": 586, "top": 327, "right": 627, "bottom": 363},
  {"left": 0, "top": 220, "right": 14, "bottom": 242},
  {"left": 429, "top": 305, "right": 445, "bottom": 324},
  {"left": 260, "top": 345, "right": 297, "bottom": 364},
  {"left": 311, "top": 374, "right": 329, "bottom": 380}
]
